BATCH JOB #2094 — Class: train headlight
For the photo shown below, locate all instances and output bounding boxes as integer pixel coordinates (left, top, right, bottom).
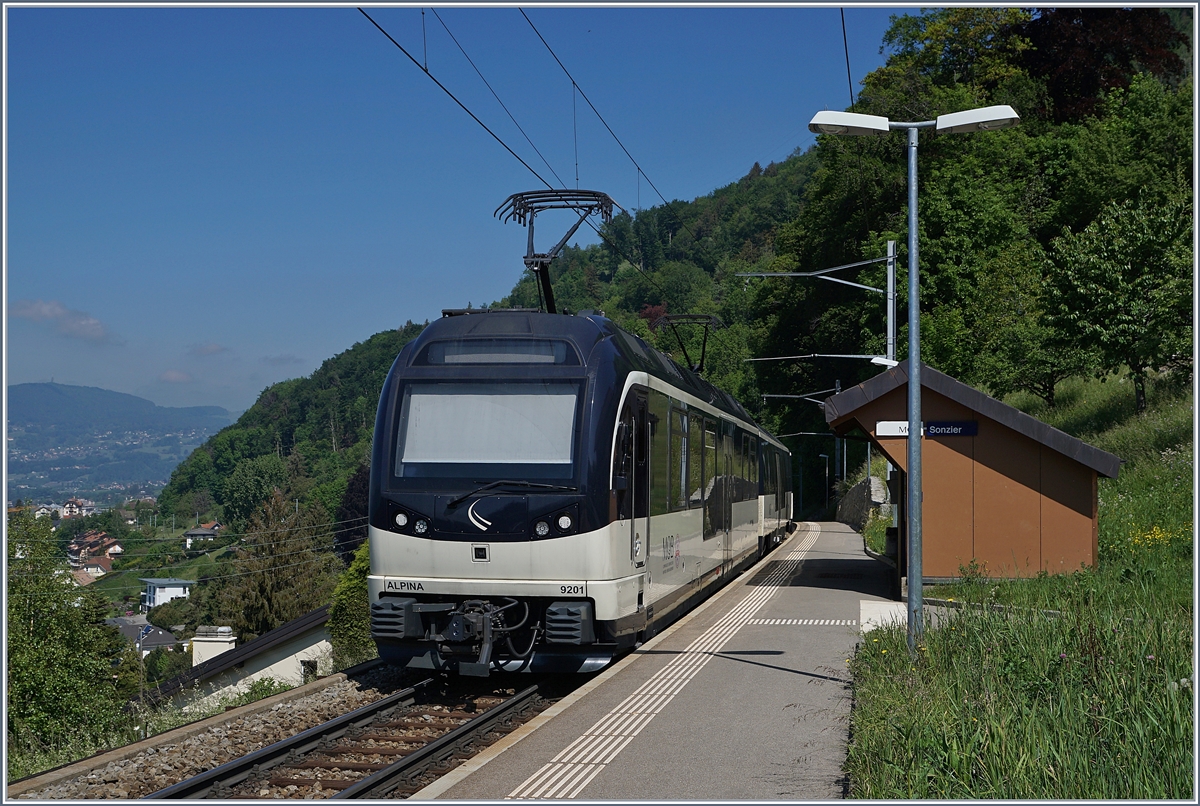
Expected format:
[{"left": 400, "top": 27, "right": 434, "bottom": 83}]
[
  {"left": 394, "top": 512, "right": 409, "bottom": 528},
  {"left": 414, "top": 519, "right": 429, "bottom": 535},
  {"left": 557, "top": 514, "right": 573, "bottom": 532},
  {"left": 534, "top": 520, "right": 551, "bottom": 538}
]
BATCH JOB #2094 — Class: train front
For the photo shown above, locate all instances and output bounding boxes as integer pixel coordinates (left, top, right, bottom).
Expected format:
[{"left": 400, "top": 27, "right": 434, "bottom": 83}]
[{"left": 366, "top": 312, "right": 630, "bottom": 676}]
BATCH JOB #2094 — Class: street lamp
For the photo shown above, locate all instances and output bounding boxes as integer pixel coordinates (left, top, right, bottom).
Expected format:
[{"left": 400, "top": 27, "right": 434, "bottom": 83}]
[{"left": 809, "top": 104, "right": 1020, "bottom": 651}]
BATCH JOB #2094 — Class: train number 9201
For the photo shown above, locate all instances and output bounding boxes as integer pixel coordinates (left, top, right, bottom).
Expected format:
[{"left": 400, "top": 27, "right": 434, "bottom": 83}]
[{"left": 559, "top": 584, "right": 585, "bottom": 595}]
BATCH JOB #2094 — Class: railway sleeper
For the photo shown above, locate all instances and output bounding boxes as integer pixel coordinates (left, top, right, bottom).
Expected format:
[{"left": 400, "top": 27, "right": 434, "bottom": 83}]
[
  {"left": 321, "top": 743, "right": 419, "bottom": 756},
  {"left": 266, "top": 778, "right": 356, "bottom": 791},
  {"left": 287, "top": 759, "right": 392, "bottom": 772}
]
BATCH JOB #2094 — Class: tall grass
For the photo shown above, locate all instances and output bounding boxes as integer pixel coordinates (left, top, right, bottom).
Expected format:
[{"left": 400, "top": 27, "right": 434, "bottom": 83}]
[{"left": 844, "top": 372, "right": 1194, "bottom": 798}]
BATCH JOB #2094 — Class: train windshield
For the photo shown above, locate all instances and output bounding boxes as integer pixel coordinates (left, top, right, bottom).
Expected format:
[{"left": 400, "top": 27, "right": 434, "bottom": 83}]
[{"left": 393, "top": 381, "right": 580, "bottom": 480}]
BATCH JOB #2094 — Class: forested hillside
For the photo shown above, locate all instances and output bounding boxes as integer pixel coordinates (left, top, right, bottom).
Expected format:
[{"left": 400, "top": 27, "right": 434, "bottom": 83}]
[
  {"left": 157, "top": 322, "right": 425, "bottom": 528},
  {"left": 492, "top": 7, "right": 1193, "bottom": 510},
  {"left": 156, "top": 7, "right": 1190, "bottom": 525}
]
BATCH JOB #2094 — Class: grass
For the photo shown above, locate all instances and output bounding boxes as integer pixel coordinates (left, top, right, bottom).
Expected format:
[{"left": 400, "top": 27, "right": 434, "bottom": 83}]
[
  {"left": 843, "top": 371, "right": 1194, "bottom": 798},
  {"left": 7, "top": 677, "right": 294, "bottom": 781}
]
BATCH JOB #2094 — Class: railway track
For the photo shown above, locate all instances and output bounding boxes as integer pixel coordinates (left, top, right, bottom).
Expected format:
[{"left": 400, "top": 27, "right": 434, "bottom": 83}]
[{"left": 144, "top": 680, "right": 544, "bottom": 799}]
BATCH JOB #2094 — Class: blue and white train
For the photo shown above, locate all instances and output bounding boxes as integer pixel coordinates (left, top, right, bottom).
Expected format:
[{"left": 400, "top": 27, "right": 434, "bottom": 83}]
[{"left": 367, "top": 309, "right": 793, "bottom": 676}]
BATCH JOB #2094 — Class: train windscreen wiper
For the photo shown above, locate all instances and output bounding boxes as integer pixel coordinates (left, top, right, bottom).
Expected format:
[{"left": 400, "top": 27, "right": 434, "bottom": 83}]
[{"left": 447, "top": 480, "right": 577, "bottom": 509}]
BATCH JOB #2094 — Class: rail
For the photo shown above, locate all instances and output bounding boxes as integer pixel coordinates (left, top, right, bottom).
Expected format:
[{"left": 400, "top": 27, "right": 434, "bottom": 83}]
[
  {"left": 334, "top": 683, "right": 541, "bottom": 799},
  {"left": 142, "top": 678, "right": 434, "bottom": 799}
]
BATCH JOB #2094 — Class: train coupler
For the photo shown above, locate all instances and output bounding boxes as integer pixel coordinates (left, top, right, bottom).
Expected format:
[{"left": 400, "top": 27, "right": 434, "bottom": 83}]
[{"left": 431, "top": 599, "right": 500, "bottom": 677}]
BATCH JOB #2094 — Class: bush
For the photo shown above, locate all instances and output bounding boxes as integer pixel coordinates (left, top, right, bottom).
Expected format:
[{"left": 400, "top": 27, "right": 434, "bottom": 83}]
[{"left": 328, "top": 541, "right": 378, "bottom": 670}]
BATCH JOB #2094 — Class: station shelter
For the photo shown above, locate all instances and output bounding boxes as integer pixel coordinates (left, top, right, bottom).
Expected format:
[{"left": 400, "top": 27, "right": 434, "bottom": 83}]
[{"left": 823, "top": 359, "right": 1121, "bottom": 582}]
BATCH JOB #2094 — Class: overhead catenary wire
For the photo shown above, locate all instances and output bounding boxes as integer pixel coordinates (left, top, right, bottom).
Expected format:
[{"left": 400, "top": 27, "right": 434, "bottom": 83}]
[
  {"left": 841, "top": 8, "right": 855, "bottom": 107},
  {"left": 10, "top": 522, "right": 364, "bottom": 569},
  {"left": 16, "top": 514, "right": 369, "bottom": 545},
  {"left": 518, "top": 10, "right": 706, "bottom": 252},
  {"left": 358, "top": 7, "right": 553, "bottom": 191},
  {"left": 358, "top": 7, "right": 668, "bottom": 301},
  {"left": 8, "top": 553, "right": 347, "bottom": 599},
  {"left": 428, "top": 8, "right": 569, "bottom": 189}
]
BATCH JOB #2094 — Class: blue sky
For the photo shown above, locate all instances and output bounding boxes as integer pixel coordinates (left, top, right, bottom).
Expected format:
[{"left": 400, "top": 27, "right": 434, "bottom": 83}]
[{"left": 6, "top": 5, "right": 903, "bottom": 413}]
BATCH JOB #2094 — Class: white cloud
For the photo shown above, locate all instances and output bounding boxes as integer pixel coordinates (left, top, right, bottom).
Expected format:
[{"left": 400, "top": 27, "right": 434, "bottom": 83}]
[
  {"left": 160, "top": 370, "right": 192, "bottom": 383},
  {"left": 189, "top": 342, "right": 230, "bottom": 357},
  {"left": 10, "top": 299, "right": 120, "bottom": 344}
]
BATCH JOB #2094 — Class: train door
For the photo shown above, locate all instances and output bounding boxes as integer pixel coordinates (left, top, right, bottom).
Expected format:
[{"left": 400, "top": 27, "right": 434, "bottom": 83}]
[
  {"left": 722, "top": 428, "right": 733, "bottom": 569},
  {"left": 614, "top": 394, "right": 648, "bottom": 569},
  {"left": 632, "top": 393, "right": 649, "bottom": 569}
]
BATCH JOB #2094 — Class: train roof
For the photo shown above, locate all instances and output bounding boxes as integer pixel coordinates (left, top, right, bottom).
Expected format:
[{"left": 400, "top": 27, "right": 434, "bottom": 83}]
[{"left": 413, "top": 310, "right": 758, "bottom": 428}]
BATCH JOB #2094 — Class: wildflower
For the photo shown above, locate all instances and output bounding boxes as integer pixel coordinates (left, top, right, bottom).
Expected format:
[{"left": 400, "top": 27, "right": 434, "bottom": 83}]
[
  {"left": 1060, "top": 653, "right": 1067, "bottom": 659},
  {"left": 882, "top": 649, "right": 888, "bottom": 654},
  {"left": 873, "top": 638, "right": 879, "bottom": 643},
  {"left": 1147, "top": 655, "right": 1155, "bottom": 661}
]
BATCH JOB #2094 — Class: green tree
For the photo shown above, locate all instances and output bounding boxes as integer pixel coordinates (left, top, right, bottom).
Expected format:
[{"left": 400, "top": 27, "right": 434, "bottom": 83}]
[
  {"left": 1044, "top": 193, "right": 1192, "bottom": 412},
  {"left": 6, "top": 509, "right": 124, "bottom": 751},
  {"left": 974, "top": 242, "right": 1097, "bottom": 406},
  {"left": 213, "top": 491, "right": 342, "bottom": 640},
  {"left": 145, "top": 644, "right": 191, "bottom": 684},
  {"left": 221, "top": 453, "right": 287, "bottom": 528}
]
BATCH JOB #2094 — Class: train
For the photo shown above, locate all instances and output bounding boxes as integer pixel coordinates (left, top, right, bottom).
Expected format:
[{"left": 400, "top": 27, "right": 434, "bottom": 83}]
[{"left": 367, "top": 308, "right": 794, "bottom": 676}]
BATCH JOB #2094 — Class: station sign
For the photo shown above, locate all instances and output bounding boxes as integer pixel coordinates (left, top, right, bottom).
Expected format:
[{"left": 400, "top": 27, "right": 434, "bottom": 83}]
[
  {"left": 876, "top": 420, "right": 978, "bottom": 437},
  {"left": 927, "top": 420, "right": 978, "bottom": 436}
]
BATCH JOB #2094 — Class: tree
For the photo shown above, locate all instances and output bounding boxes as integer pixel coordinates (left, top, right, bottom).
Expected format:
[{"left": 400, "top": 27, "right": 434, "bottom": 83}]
[
  {"left": 6, "top": 509, "right": 124, "bottom": 749},
  {"left": 221, "top": 454, "right": 287, "bottom": 528},
  {"left": 212, "top": 491, "right": 342, "bottom": 640},
  {"left": 880, "top": 7, "right": 1032, "bottom": 89},
  {"left": 1014, "top": 8, "right": 1188, "bottom": 123},
  {"left": 333, "top": 461, "right": 370, "bottom": 563},
  {"left": 1044, "top": 193, "right": 1192, "bottom": 412},
  {"left": 974, "top": 242, "right": 1097, "bottom": 406}
]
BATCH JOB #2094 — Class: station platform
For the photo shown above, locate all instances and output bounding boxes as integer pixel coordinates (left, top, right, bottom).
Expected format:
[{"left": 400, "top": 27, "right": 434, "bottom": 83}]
[{"left": 417, "top": 521, "right": 899, "bottom": 801}]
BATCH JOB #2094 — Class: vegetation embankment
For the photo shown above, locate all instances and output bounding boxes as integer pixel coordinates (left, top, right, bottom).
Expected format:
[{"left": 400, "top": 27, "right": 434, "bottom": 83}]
[{"left": 843, "top": 372, "right": 1193, "bottom": 798}]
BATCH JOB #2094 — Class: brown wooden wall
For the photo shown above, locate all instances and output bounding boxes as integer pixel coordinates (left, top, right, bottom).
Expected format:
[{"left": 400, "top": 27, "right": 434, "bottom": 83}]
[{"left": 840, "top": 387, "right": 1097, "bottom": 579}]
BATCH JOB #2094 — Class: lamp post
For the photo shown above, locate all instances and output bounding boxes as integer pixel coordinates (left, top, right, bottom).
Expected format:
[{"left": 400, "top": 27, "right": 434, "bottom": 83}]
[{"left": 808, "top": 105, "right": 1020, "bottom": 652}]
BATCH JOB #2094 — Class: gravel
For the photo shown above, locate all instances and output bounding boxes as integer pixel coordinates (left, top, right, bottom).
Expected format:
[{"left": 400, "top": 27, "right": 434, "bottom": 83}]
[{"left": 15, "top": 666, "right": 413, "bottom": 800}]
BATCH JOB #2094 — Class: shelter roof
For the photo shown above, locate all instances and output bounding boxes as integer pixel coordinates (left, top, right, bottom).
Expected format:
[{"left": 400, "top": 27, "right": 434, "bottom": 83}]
[{"left": 824, "top": 359, "right": 1121, "bottom": 478}]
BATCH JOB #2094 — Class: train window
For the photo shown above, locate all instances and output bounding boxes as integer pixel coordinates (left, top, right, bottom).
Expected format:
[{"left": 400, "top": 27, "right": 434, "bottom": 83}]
[
  {"left": 649, "top": 390, "right": 670, "bottom": 516},
  {"left": 734, "top": 431, "right": 745, "bottom": 503},
  {"left": 749, "top": 440, "right": 758, "bottom": 487},
  {"left": 414, "top": 338, "right": 580, "bottom": 366},
  {"left": 704, "top": 420, "right": 717, "bottom": 500},
  {"left": 688, "top": 414, "right": 704, "bottom": 509},
  {"left": 394, "top": 380, "right": 579, "bottom": 479},
  {"left": 669, "top": 408, "right": 689, "bottom": 511}
]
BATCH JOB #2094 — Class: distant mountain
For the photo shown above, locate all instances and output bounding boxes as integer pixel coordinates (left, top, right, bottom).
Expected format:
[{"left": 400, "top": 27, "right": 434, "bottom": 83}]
[
  {"left": 9, "top": 383, "right": 230, "bottom": 436},
  {"left": 6, "top": 383, "right": 232, "bottom": 503}
]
